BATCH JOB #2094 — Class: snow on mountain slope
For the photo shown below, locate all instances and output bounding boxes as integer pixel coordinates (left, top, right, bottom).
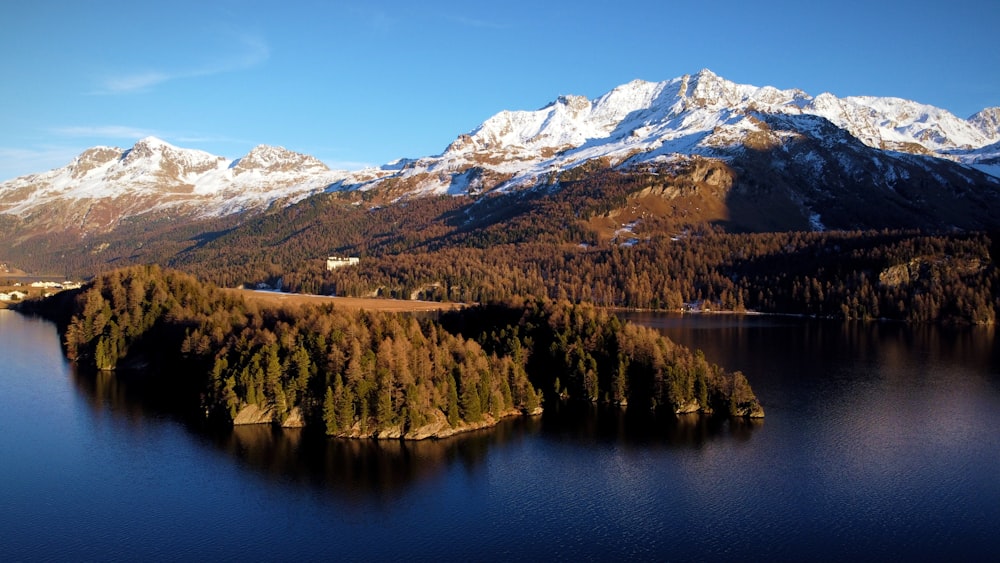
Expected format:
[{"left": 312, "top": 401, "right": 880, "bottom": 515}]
[
  {"left": 343, "top": 69, "right": 999, "bottom": 197},
  {"left": 948, "top": 139, "right": 1000, "bottom": 179},
  {"left": 2, "top": 70, "right": 998, "bottom": 234},
  {"left": 446, "top": 71, "right": 812, "bottom": 157},
  {"left": 0, "top": 137, "right": 349, "bottom": 228},
  {"left": 809, "top": 94, "right": 995, "bottom": 153},
  {"left": 969, "top": 107, "right": 1000, "bottom": 137}
]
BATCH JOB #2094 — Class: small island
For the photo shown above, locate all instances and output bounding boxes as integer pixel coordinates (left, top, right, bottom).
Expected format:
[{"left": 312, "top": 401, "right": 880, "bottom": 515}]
[{"left": 19, "top": 265, "right": 762, "bottom": 440}]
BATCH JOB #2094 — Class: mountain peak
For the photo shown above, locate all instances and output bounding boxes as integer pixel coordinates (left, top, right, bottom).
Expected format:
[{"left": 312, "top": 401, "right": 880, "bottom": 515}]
[
  {"left": 554, "top": 94, "right": 591, "bottom": 113},
  {"left": 126, "top": 136, "right": 178, "bottom": 157},
  {"left": 134, "top": 135, "right": 171, "bottom": 148},
  {"left": 377, "top": 69, "right": 1000, "bottom": 199},
  {"left": 67, "top": 146, "right": 121, "bottom": 179},
  {"left": 231, "top": 144, "right": 329, "bottom": 174},
  {"left": 970, "top": 107, "right": 1000, "bottom": 138},
  {"left": 124, "top": 136, "right": 169, "bottom": 159},
  {"left": 120, "top": 136, "right": 222, "bottom": 176},
  {"left": 0, "top": 137, "right": 347, "bottom": 231},
  {"left": 694, "top": 68, "right": 719, "bottom": 80}
]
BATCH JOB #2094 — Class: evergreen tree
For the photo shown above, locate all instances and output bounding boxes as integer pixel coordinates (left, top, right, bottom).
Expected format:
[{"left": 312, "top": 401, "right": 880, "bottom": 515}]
[
  {"left": 447, "top": 374, "right": 460, "bottom": 427},
  {"left": 323, "top": 386, "right": 337, "bottom": 435}
]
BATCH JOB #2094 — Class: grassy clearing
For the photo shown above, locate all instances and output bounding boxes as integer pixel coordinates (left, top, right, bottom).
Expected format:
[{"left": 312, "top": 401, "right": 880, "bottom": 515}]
[{"left": 224, "top": 289, "right": 465, "bottom": 313}]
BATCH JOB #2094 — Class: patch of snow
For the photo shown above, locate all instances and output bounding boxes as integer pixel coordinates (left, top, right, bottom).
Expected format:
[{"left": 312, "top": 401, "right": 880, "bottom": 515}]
[{"left": 809, "top": 212, "right": 826, "bottom": 232}]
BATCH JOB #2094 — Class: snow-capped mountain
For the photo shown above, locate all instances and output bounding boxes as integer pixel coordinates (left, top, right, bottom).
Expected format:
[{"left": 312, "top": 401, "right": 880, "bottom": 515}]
[
  {"left": 0, "top": 137, "right": 348, "bottom": 232},
  {"left": 2, "top": 70, "right": 999, "bottom": 236},
  {"left": 342, "top": 69, "right": 999, "bottom": 199}
]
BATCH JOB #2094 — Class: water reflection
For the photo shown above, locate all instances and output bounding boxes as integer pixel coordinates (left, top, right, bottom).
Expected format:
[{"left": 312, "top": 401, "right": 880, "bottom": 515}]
[
  {"left": 66, "top": 357, "right": 761, "bottom": 500},
  {"left": 69, "top": 365, "right": 196, "bottom": 426},
  {"left": 539, "top": 401, "right": 762, "bottom": 448},
  {"left": 622, "top": 313, "right": 1000, "bottom": 404},
  {"left": 203, "top": 419, "right": 540, "bottom": 504}
]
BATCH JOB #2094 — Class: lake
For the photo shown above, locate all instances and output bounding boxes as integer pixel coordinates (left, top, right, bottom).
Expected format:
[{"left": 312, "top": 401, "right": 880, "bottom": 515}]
[{"left": 2, "top": 309, "right": 999, "bottom": 560}]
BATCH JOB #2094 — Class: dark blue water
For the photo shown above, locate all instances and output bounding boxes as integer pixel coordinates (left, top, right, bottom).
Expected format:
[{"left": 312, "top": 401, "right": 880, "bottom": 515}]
[{"left": 2, "top": 309, "right": 999, "bottom": 560}]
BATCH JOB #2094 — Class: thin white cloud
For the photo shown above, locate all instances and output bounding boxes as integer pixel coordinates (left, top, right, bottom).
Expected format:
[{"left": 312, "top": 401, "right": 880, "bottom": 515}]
[
  {"left": 444, "top": 14, "right": 507, "bottom": 30},
  {"left": 0, "top": 146, "right": 83, "bottom": 181},
  {"left": 50, "top": 126, "right": 250, "bottom": 148},
  {"left": 174, "top": 134, "right": 250, "bottom": 146},
  {"left": 93, "top": 32, "right": 270, "bottom": 95},
  {"left": 51, "top": 125, "right": 158, "bottom": 139},
  {"left": 102, "top": 71, "right": 172, "bottom": 94}
]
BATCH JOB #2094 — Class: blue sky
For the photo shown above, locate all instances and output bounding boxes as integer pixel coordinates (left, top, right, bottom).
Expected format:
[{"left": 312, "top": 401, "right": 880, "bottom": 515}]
[{"left": 1, "top": 0, "right": 998, "bottom": 181}]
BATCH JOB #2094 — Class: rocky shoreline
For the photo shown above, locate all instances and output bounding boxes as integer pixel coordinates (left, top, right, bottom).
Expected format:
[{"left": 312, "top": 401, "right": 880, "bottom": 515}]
[{"left": 232, "top": 404, "right": 544, "bottom": 441}]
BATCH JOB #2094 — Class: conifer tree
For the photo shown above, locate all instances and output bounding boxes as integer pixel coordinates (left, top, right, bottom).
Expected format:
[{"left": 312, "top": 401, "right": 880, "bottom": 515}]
[{"left": 323, "top": 386, "right": 337, "bottom": 435}]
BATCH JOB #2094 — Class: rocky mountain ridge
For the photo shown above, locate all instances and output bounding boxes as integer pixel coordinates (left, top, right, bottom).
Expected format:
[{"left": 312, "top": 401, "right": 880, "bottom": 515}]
[
  {"left": 347, "top": 69, "right": 999, "bottom": 198},
  {"left": 0, "top": 137, "right": 348, "bottom": 232},
  {"left": 2, "top": 69, "right": 999, "bottom": 235}
]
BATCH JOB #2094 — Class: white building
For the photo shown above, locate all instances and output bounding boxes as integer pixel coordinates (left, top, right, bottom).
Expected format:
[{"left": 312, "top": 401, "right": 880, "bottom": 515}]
[
  {"left": 28, "top": 281, "right": 81, "bottom": 290},
  {"left": 326, "top": 256, "right": 360, "bottom": 270}
]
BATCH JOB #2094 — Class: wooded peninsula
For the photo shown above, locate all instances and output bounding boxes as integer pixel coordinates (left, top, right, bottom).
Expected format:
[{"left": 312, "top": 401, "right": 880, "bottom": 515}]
[{"left": 18, "top": 265, "right": 762, "bottom": 439}]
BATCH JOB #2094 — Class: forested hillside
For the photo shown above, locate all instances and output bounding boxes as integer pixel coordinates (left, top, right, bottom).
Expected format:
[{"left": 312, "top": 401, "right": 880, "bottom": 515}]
[
  {"left": 170, "top": 173, "right": 999, "bottom": 325},
  {"left": 6, "top": 166, "right": 999, "bottom": 325}
]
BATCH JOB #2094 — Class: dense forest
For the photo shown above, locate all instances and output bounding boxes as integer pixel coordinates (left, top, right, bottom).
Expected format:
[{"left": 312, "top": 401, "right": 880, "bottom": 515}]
[
  {"left": 439, "top": 299, "right": 762, "bottom": 417},
  {"left": 317, "top": 229, "right": 998, "bottom": 324},
  {"left": 5, "top": 168, "right": 999, "bottom": 325},
  {"left": 172, "top": 186, "right": 998, "bottom": 325},
  {"left": 18, "top": 265, "right": 762, "bottom": 439}
]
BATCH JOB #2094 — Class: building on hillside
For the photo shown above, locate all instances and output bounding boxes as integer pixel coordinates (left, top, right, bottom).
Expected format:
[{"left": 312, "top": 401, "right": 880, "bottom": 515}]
[
  {"left": 0, "top": 290, "right": 28, "bottom": 301},
  {"left": 326, "top": 256, "right": 360, "bottom": 270},
  {"left": 27, "top": 281, "right": 81, "bottom": 290}
]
